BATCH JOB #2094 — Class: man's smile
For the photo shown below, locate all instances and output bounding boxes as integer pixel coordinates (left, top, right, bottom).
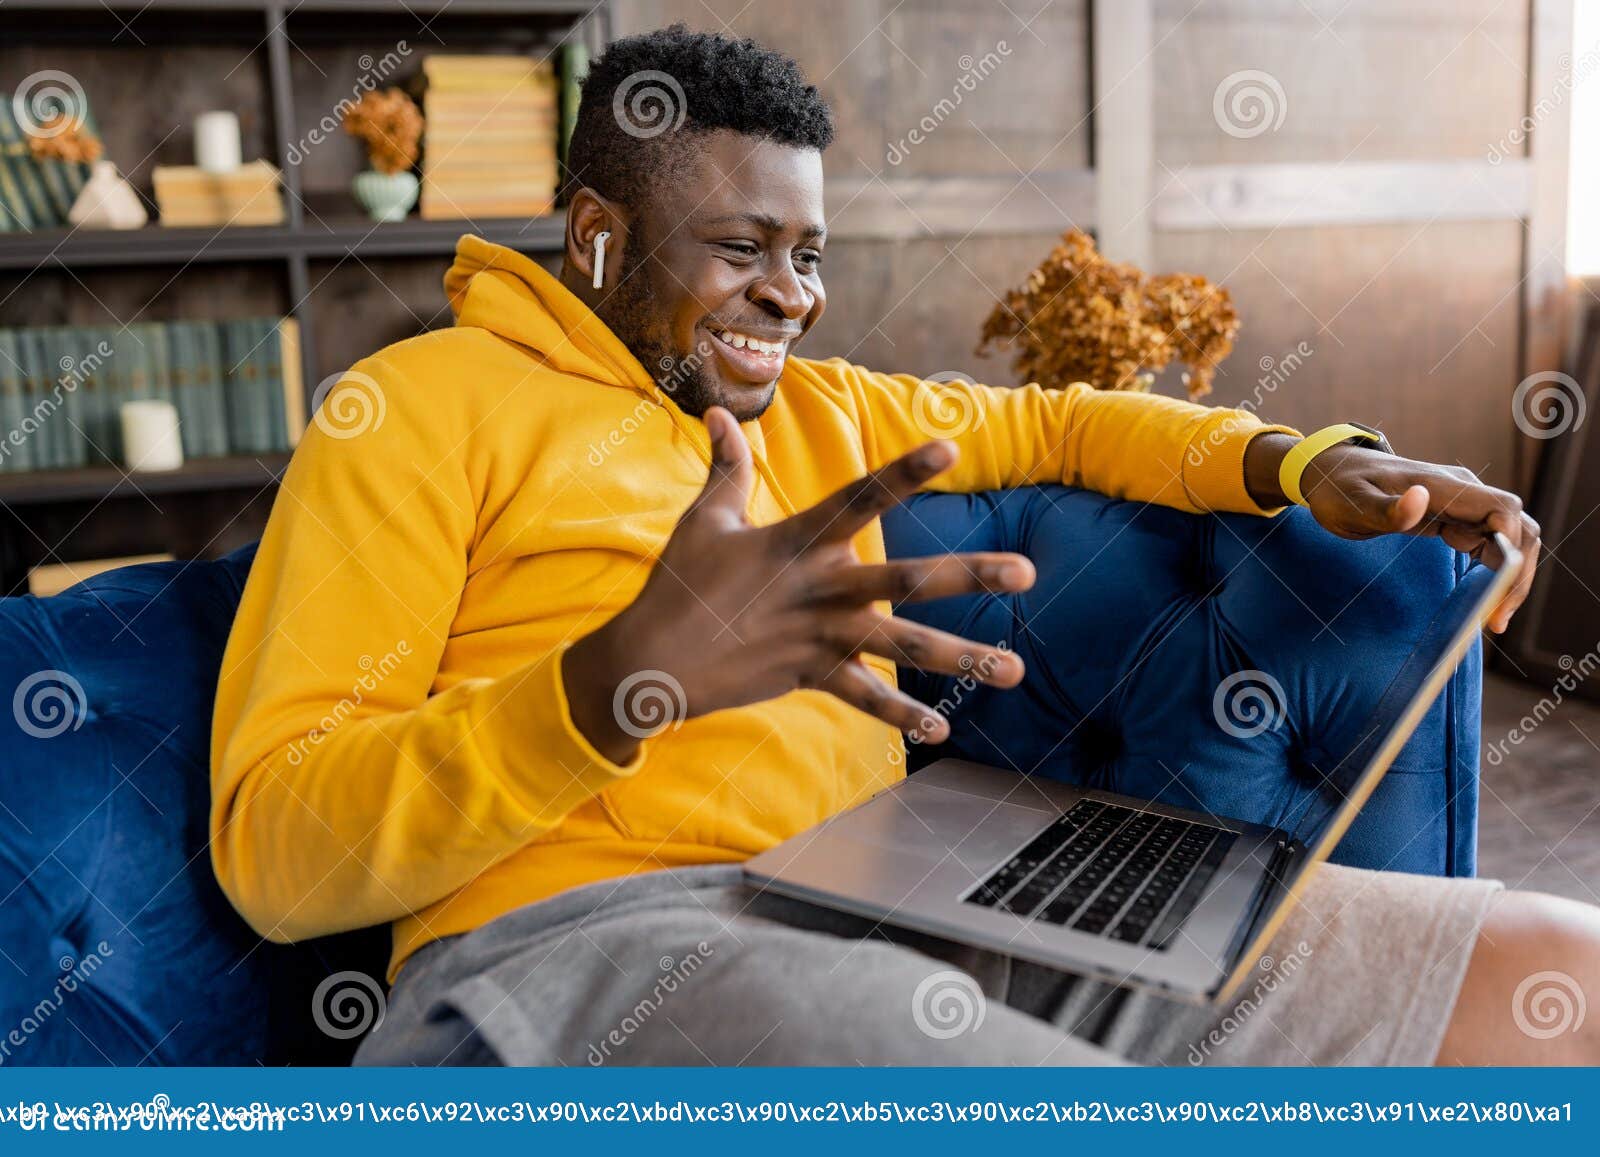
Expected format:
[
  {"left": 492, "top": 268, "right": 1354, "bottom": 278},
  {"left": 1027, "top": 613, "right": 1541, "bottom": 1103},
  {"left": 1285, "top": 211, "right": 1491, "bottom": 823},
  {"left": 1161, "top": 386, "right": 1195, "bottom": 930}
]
[{"left": 700, "top": 320, "right": 800, "bottom": 385}]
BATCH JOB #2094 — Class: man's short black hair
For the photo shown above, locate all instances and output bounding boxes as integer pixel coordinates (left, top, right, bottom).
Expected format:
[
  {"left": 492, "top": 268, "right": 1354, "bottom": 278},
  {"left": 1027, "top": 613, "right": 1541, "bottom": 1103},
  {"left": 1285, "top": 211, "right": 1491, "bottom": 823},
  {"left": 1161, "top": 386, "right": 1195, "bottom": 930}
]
[{"left": 564, "top": 24, "right": 834, "bottom": 205}]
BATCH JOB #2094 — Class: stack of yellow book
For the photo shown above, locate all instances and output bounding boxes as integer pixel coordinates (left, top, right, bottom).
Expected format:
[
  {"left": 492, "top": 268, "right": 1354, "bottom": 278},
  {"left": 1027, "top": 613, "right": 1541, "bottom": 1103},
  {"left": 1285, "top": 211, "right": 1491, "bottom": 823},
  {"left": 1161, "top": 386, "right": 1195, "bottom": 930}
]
[
  {"left": 152, "top": 161, "right": 284, "bottom": 228},
  {"left": 420, "top": 54, "right": 559, "bottom": 221}
]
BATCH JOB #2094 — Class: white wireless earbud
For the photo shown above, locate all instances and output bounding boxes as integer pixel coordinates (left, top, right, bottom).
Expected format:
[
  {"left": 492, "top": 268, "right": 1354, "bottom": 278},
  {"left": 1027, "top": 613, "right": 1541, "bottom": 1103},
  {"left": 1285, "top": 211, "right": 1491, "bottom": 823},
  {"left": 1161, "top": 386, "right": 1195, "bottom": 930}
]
[{"left": 592, "top": 230, "right": 612, "bottom": 290}]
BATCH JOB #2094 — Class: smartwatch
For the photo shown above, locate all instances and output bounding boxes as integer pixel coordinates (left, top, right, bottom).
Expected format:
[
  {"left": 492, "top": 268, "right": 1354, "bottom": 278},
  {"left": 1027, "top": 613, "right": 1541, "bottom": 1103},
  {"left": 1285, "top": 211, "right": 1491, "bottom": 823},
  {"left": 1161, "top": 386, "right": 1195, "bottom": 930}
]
[{"left": 1278, "top": 422, "right": 1392, "bottom": 507}]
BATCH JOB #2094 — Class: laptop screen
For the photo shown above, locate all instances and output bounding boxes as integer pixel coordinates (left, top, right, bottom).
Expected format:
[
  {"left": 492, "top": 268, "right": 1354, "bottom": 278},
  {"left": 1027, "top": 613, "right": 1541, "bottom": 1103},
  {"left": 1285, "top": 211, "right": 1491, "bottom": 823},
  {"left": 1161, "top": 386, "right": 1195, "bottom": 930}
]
[{"left": 1281, "top": 555, "right": 1510, "bottom": 850}]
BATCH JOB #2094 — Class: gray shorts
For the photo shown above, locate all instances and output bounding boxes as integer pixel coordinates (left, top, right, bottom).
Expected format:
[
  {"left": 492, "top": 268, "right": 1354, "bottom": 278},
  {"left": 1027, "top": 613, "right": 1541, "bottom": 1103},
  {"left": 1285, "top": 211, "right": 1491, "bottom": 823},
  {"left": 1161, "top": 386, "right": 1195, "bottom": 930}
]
[{"left": 355, "top": 861, "right": 1502, "bottom": 1067}]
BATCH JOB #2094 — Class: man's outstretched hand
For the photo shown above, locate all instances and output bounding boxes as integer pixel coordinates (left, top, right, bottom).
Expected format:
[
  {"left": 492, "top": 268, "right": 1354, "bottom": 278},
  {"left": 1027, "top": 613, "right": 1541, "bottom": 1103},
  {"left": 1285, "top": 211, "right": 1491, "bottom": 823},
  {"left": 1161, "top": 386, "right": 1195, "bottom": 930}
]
[
  {"left": 1244, "top": 432, "right": 1541, "bottom": 634},
  {"left": 564, "top": 407, "right": 1036, "bottom": 765}
]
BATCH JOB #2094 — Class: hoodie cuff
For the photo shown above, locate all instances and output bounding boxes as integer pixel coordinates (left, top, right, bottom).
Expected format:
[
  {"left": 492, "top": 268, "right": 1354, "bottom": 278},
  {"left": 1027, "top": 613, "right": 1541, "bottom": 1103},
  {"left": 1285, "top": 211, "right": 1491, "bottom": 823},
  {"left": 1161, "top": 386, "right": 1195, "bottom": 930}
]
[
  {"left": 1181, "top": 411, "right": 1302, "bottom": 516},
  {"left": 469, "top": 647, "right": 649, "bottom": 826}
]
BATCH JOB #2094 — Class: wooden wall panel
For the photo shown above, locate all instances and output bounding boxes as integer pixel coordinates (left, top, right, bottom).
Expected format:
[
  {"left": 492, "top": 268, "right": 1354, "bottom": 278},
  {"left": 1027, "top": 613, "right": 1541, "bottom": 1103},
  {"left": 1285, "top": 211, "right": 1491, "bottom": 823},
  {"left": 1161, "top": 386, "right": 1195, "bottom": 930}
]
[
  {"left": 1152, "top": 0, "right": 1529, "bottom": 164},
  {"left": 1154, "top": 221, "right": 1525, "bottom": 485},
  {"left": 615, "top": 0, "right": 1090, "bottom": 184},
  {"left": 800, "top": 233, "right": 1070, "bottom": 382}
]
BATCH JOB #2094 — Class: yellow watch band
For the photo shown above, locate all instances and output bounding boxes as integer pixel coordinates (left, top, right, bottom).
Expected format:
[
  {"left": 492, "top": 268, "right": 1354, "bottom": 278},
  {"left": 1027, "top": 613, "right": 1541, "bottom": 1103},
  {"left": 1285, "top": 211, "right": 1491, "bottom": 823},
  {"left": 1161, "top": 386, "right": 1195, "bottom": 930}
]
[{"left": 1278, "top": 423, "right": 1388, "bottom": 507}]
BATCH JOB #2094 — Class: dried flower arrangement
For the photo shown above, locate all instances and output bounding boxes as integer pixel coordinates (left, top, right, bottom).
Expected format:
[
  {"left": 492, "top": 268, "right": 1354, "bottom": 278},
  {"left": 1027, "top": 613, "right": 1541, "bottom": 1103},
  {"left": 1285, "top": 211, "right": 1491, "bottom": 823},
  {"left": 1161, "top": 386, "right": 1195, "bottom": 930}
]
[
  {"left": 976, "top": 229, "right": 1240, "bottom": 400},
  {"left": 26, "top": 116, "right": 103, "bottom": 165},
  {"left": 341, "top": 88, "right": 423, "bottom": 175}
]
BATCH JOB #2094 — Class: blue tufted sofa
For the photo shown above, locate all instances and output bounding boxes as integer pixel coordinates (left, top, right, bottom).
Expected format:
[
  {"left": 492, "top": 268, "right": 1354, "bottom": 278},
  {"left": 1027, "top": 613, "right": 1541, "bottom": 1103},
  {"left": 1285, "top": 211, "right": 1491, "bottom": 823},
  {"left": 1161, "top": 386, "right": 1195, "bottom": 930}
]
[{"left": 0, "top": 486, "right": 1481, "bottom": 1066}]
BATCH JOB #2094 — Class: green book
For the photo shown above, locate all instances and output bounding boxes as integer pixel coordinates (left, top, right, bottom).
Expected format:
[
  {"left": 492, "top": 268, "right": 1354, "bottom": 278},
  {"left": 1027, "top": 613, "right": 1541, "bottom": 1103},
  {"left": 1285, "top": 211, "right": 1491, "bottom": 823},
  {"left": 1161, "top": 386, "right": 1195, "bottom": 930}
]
[
  {"left": 0, "top": 330, "right": 27, "bottom": 472},
  {"left": 260, "top": 318, "right": 290, "bottom": 451},
  {"left": 24, "top": 329, "right": 63, "bottom": 468},
  {"left": 0, "top": 164, "right": 23, "bottom": 229},
  {"left": 250, "top": 318, "right": 275, "bottom": 452},
  {"left": 0, "top": 100, "right": 61, "bottom": 228},
  {"left": 0, "top": 104, "right": 35, "bottom": 228},
  {"left": 192, "top": 321, "right": 229, "bottom": 457},
  {"left": 82, "top": 325, "right": 120, "bottom": 464},
  {"left": 4, "top": 86, "right": 95, "bottom": 225},
  {"left": 165, "top": 322, "right": 201, "bottom": 458},
  {"left": 14, "top": 330, "right": 46, "bottom": 468},
  {"left": 223, "top": 318, "right": 273, "bottom": 454},
  {"left": 129, "top": 322, "right": 173, "bottom": 406},
  {"left": 247, "top": 317, "right": 284, "bottom": 452},
  {"left": 221, "top": 320, "right": 250, "bottom": 452},
  {"left": 52, "top": 327, "right": 92, "bottom": 468}
]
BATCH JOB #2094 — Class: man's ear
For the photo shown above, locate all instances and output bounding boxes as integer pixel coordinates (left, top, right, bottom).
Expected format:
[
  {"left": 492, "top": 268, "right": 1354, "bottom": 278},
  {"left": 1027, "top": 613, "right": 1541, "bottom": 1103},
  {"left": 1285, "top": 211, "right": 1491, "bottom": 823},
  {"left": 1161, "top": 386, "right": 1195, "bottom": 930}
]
[{"left": 566, "top": 188, "right": 630, "bottom": 288}]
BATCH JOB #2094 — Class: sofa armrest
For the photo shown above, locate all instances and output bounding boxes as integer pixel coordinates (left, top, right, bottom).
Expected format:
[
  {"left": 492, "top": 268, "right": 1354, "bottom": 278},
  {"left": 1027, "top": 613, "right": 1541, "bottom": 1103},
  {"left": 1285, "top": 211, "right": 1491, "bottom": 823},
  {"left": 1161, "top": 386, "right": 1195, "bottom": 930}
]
[{"left": 881, "top": 486, "right": 1482, "bottom": 877}]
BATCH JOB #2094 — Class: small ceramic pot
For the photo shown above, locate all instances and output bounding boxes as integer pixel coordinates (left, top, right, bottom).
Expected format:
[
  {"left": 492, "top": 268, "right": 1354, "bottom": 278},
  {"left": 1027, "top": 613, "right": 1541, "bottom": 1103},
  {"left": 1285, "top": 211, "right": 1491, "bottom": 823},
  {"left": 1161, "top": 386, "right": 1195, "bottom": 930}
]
[{"left": 351, "top": 170, "right": 419, "bottom": 223}]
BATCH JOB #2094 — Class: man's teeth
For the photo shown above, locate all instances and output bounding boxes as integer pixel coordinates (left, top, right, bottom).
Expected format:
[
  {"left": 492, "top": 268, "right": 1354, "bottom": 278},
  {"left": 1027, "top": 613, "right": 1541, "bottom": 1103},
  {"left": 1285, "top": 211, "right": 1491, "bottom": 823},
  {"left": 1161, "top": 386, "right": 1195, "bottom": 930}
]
[{"left": 714, "top": 328, "right": 786, "bottom": 357}]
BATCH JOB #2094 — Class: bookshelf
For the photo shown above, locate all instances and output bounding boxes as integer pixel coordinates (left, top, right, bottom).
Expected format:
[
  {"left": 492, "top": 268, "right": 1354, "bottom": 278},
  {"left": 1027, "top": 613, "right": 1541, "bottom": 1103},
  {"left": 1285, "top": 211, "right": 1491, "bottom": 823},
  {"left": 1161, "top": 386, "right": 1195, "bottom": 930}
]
[{"left": 0, "top": 0, "right": 607, "bottom": 592}]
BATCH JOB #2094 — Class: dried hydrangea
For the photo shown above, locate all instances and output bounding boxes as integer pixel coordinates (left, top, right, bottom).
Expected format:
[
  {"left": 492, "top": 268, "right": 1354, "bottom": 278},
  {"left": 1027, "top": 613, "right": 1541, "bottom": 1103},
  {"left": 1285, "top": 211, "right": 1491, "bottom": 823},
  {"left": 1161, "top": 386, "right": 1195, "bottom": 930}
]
[
  {"left": 342, "top": 87, "right": 423, "bottom": 175},
  {"left": 977, "top": 229, "right": 1240, "bottom": 400},
  {"left": 26, "top": 116, "right": 103, "bottom": 165}
]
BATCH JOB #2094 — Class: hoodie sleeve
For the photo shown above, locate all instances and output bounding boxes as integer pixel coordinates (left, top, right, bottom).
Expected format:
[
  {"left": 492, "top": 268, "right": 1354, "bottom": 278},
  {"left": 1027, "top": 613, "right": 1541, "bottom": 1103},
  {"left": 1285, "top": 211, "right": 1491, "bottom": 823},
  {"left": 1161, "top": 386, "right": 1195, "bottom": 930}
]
[
  {"left": 829, "top": 362, "right": 1300, "bottom": 516},
  {"left": 209, "top": 355, "right": 646, "bottom": 943}
]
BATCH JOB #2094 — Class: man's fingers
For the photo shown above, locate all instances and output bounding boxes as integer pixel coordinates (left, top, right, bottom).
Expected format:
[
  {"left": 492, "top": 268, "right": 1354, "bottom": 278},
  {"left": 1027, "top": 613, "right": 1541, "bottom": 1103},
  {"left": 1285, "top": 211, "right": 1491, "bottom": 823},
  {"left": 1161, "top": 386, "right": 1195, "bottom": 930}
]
[
  {"left": 690, "top": 406, "right": 754, "bottom": 519},
  {"left": 1414, "top": 468, "right": 1523, "bottom": 532},
  {"left": 778, "top": 441, "right": 958, "bottom": 551},
  {"left": 1489, "top": 512, "right": 1542, "bottom": 634},
  {"left": 818, "top": 660, "right": 949, "bottom": 742},
  {"left": 1386, "top": 484, "right": 1429, "bottom": 533},
  {"left": 826, "top": 613, "right": 1024, "bottom": 687},
  {"left": 808, "top": 552, "right": 1036, "bottom": 606}
]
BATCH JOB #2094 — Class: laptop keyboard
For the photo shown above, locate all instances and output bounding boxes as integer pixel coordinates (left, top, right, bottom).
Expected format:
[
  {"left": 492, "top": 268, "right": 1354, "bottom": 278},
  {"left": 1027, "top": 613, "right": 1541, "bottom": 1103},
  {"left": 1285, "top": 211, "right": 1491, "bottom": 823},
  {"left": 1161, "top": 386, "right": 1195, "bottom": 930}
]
[{"left": 964, "top": 799, "right": 1235, "bottom": 949}]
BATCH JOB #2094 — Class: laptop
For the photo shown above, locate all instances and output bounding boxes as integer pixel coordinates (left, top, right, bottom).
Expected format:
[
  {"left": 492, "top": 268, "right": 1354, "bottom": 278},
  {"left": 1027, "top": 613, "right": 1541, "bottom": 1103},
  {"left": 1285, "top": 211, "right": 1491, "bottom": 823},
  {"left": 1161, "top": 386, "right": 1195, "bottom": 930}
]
[{"left": 745, "top": 534, "right": 1521, "bottom": 1004}]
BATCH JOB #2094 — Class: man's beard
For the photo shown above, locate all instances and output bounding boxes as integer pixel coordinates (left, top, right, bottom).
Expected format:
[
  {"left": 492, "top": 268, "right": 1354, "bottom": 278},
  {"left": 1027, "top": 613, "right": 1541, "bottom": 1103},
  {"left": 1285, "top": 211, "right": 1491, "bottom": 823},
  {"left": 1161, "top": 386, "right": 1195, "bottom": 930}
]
[{"left": 595, "top": 243, "right": 774, "bottom": 421}]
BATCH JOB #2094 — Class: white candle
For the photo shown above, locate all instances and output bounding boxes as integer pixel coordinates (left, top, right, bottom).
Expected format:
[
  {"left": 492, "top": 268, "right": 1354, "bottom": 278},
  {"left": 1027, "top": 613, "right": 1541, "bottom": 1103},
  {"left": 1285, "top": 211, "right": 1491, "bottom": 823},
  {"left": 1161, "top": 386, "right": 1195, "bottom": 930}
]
[
  {"left": 195, "top": 111, "right": 242, "bottom": 174},
  {"left": 120, "top": 400, "right": 184, "bottom": 472}
]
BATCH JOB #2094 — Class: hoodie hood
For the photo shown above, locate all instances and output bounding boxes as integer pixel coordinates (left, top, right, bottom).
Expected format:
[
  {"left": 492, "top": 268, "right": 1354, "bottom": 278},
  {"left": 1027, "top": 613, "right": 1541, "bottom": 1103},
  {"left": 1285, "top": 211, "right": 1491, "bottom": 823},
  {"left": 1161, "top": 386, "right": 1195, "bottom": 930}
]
[
  {"left": 444, "top": 234, "right": 656, "bottom": 394},
  {"left": 441, "top": 234, "right": 784, "bottom": 498}
]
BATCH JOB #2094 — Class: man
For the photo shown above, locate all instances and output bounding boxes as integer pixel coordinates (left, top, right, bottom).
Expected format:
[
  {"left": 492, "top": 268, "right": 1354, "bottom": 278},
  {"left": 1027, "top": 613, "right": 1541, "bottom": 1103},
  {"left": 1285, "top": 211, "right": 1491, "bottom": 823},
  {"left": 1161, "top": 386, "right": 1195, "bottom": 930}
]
[{"left": 211, "top": 27, "right": 1596, "bottom": 1066}]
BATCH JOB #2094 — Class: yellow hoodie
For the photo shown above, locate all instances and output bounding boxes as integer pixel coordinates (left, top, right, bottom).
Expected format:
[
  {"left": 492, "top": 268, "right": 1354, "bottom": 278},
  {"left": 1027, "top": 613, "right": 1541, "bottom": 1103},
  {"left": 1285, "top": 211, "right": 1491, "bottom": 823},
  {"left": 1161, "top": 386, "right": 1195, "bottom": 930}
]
[{"left": 210, "top": 235, "right": 1296, "bottom": 979}]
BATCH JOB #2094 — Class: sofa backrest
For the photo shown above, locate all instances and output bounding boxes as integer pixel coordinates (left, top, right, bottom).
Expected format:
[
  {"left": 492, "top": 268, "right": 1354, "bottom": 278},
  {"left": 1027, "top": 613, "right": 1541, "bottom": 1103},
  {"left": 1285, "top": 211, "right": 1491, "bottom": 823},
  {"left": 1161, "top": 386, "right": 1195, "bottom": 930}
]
[{"left": 0, "top": 544, "right": 388, "bottom": 1067}]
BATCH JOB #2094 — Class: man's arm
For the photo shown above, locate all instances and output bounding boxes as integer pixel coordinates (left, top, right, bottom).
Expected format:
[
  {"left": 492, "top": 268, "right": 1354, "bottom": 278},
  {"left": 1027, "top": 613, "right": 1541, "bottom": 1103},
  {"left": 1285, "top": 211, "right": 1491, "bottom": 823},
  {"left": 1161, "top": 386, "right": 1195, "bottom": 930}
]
[
  {"left": 820, "top": 362, "right": 1539, "bottom": 631},
  {"left": 209, "top": 359, "right": 646, "bottom": 942},
  {"left": 817, "top": 361, "right": 1300, "bottom": 515}
]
